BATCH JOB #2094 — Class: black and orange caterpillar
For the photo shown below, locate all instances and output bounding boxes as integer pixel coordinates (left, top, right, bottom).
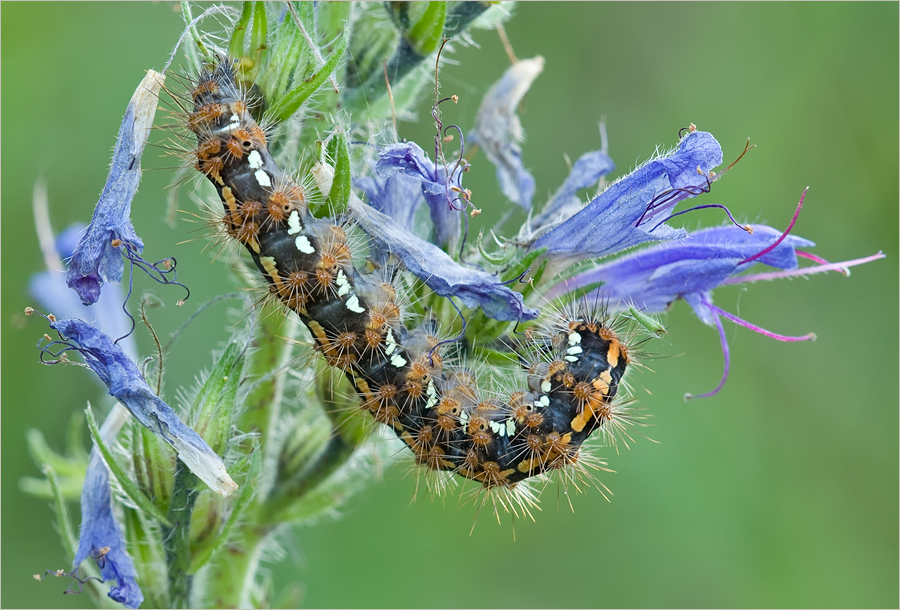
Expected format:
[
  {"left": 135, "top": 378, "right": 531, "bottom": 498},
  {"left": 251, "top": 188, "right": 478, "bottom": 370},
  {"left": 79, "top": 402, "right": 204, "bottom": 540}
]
[{"left": 185, "top": 59, "right": 636, "bottom": 499}]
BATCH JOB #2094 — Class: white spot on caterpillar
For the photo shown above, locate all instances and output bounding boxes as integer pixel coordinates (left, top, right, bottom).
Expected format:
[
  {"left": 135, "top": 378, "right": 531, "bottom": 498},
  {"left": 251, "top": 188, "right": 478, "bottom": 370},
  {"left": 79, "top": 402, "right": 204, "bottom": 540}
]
[
  {"left": 345, "top": 294, "right": 365, "bottom": 314},
  {"left": 535, "top": 395, "right": 550, "bottom": 408},
  {"left": 336, "top": 269, "right": 351, "bottom": 296},
  {"left": 567, "top": 345, "right": 583, "bottom": 356},
  {"left": 459, "top": 410, "right": 470, "bottom": 427},
  {"left": 229, "top": 114, "right": 241, "bottom": 128},
  {"left": 505, "top": 419, "right": 516, "bottom": 437},
  {"left": 390, "top": 353, "right": 407, "bottom": 368},
  {"left": 568, "top": 331, "right": 582, "bottom": 346},
  {"left": 384, "top": 329, "right": 397, "bottom": 355},
  {"left": 254, "top": 170, "right": 271, "bottom": 187},
  {"left": 565, "top": 355, "right": 579, "bottom": 362},
  {"left": 425, "top": 379, "right": 438, "bottom": 409},
  {"left": 540, "top": 380, "right": 551, "bottom": 393},
  {"left": 295, "top": 235, "right": 315, "bottom": 254},
  {"left": 248, "top": 150, "right": 263, "bottom": 169},
  {"left": 287, "top": 210, "right": 303, "bottom": 235},
  {"left": 490, "top": 420, "right": 505, "bottom": 436}
]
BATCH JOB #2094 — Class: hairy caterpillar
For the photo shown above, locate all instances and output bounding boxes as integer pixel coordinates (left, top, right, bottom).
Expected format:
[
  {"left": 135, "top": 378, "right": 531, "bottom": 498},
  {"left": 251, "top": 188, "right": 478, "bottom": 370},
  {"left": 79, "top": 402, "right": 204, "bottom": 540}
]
[{"left": 183, "top": 58, "right": 638, "bottom": 503}]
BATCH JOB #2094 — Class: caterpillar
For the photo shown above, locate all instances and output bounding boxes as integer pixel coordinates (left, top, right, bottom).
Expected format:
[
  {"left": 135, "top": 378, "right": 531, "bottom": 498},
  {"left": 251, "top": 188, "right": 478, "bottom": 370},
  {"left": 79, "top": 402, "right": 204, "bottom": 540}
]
[{"left": 183, "top": 58, "right": 638, "bottom": 503}]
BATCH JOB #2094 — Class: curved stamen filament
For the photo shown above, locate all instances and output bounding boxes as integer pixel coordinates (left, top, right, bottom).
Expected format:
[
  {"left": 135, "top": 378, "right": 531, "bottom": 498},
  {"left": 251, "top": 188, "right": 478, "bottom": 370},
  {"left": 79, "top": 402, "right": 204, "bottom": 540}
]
[
  {"left": 739, "top": 187, "right": 807, "bottom": 265},
  {"left": 648, "top": 203, "right": 751, "bottom": 234},
  {"left": 705, "top": 301, "right": 815, "bottom": 342}
]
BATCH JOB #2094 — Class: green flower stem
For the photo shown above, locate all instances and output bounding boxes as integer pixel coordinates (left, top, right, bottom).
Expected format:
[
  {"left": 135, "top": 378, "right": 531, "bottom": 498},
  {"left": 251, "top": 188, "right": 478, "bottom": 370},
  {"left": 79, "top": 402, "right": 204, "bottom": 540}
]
[{"left": 163, "top": 462, "right": 200, "bottom": 609}]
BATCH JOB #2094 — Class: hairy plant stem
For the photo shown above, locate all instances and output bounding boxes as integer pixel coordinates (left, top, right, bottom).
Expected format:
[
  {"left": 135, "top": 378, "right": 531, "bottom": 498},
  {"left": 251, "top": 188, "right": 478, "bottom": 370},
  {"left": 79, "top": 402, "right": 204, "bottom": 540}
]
[
  {"left": 205, "top": 524, "right": 272, "bottom": 609},
  {"left": 163, "top": 462, "right": 200, "bottom": 608}
]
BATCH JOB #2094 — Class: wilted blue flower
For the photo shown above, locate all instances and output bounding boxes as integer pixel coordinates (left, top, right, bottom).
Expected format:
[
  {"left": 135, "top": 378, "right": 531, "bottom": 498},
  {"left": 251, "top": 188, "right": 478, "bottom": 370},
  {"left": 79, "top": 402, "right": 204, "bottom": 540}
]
[
  {"left": 350, "top": 195, "right": 538, "bottom": 322},
  {"left": 31, "top": 222, "right": 138, "bottom": 361},
  {"left": 469, "top": 56, "right": 545, "bottom": 210},
  {"left": 37, "top": 316, "right": 237, "bottom": 496},
  {"left": 66, "top": 71, "right": 163, "bottom": 305},
  {"left": 531, "top": 130, "right": 724, "bottom": 265},
  {"left": 375, "top": 141, "right": 467, "bottom": 248},
  {"left": 74, "top": 452, "right": 143, "bottom": 609}
]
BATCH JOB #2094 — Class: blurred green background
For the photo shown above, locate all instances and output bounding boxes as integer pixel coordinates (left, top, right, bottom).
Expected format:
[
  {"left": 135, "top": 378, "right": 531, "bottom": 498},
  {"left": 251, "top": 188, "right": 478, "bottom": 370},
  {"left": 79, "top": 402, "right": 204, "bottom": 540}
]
[{"left": 2, "top": 2, "right": 897, "bottom": 608}]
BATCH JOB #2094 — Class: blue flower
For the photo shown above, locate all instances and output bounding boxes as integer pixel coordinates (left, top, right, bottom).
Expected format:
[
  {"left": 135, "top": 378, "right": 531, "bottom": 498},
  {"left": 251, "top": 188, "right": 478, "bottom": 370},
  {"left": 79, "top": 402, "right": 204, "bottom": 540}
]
[
  {"left": 38, "top": 317, "right": 238, "bottom": 496},
  {"left": 66, "top": 71, "right": 163, "bottom": 305},
  {"left": 74, "top": 455, "right": 143, "bottom": 609},
  {"left": 349, "top": 195, "right": 538, "bottom": 322},
  {"left": 548, "top": 191, "right": 885, "bottom": 397},
  {"left": 375, "top": 141, "right": 468, "bottom": 248},
  {"left": 530, "top": 130, "right": 724, "bottom": 265},
  {"left": 469, "top": 56, "right": 545, "bottom": 210}
]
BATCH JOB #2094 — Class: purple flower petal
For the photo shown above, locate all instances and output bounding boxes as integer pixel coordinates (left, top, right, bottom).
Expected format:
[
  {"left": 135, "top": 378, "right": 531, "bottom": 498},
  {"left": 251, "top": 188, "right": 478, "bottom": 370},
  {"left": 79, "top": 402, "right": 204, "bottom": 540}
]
[
  {"left": 527, "top": 147, "right": 616, "bottom": 233},
  {"left": 548, "top": 224, "right": 815, "bottom": 319},
  {"left": 66, "top": 71, "right": 163, "bottom": 305},
  {"left": 469, "top": 57, "right": 545, "bottom": 210},
  {"left": 531, "top": 131, "right": 723, "bottom": 263},
  {"left": 354, "top": 172, "right": 424, "bottom": 235},
  {"left": 349, "top": 196, "right": 538, "bottom": 322},
  {"left": 46, "top": 317, "right": 237, "bottom": 496}
]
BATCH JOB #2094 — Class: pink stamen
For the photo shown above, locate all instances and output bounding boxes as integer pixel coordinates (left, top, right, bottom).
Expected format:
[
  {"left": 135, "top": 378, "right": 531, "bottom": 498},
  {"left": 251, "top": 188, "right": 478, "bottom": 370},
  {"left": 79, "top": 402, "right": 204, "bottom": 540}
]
[
  {"left": 797, "top": 250, "right": 849, "bottom": 276},
  {"left": 685, "top": 299, "right": 730, "bottom": 400},
  {"left": 705, "top": 302, "right": 816, "bottom": 343},
  {"left": 738, "top": 187, "right": 807, "bottom": 265},
  {"left": 722, "top": 252, "right": 885, "bottom": 285}
]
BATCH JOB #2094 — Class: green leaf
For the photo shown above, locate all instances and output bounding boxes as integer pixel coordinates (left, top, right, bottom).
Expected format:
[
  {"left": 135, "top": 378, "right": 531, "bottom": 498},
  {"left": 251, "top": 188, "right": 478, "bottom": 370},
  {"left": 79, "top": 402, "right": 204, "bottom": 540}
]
[
  {"left": 85, "top": 406, "right": 172, "bottom": 526},
  {"left": 407, "top": 2, "right": 448, "bottom": 56},
  {"left": 268, "top": 27, "right": 349, "bottom": 123},
  {"left": 324, "top": 127, "right": 351, "bottom": 216}
]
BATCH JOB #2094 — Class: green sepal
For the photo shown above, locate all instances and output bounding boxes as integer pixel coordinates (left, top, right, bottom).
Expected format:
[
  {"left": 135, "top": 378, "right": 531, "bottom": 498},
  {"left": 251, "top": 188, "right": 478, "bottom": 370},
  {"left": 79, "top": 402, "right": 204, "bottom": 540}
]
[
  {"left": 229, "top": 2, "right": 268, "bottom": 85},
  {"left": 133, "top": 421, "right": 173, "bottom": 509},
  {"left": 325, "top": 127, "right": 351, "bottom": 216},
  {"left": 228, "top": 2, "right": 253, "bottom": 59},
  {"left": 192, "top": 334, "right": 246, "bottom": 455},
  {"left": 407, "top": 2, "right": 448, "bottom": 56},
  {"left": 85, "top": 406, "right": 172, "bottom": 526},
  {"left": 628, "top": 306, "right": 668, "bottom": 337},
  {"left": 189, "top": 450, "right": 259, "bottom": 573},
  {"left": 477, "top": 230, "right": 517, "bottom": 265},
  {"left": 257, "top": 3, "right": 309, "bottom": 109},
  {"left": 268, "top": 27, "right": 349, "bottom": 123}
]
